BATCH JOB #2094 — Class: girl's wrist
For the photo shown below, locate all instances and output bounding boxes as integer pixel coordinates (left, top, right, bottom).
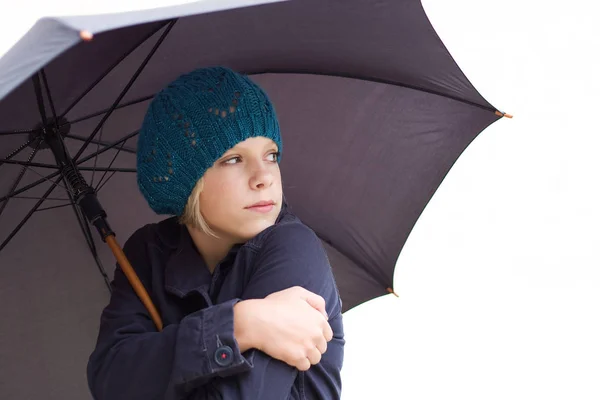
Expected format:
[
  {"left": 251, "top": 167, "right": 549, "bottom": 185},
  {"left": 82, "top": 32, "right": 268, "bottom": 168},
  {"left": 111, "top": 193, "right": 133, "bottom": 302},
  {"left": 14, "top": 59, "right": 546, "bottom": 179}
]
[{"left": 233, "top": 299, "right": 263, "bottom": 353}]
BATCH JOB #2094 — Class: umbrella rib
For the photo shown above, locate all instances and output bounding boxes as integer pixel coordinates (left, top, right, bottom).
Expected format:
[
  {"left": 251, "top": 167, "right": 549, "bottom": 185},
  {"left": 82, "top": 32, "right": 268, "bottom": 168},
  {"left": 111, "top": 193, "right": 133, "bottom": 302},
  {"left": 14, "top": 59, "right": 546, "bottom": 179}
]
[
  {"left": 248, "top": 69, "right": 498, "bottom": 114},
  {"left": 0, "top": 170, "right": 61, "bottom": 203},
  {"left": 0, "top": 131, "right": 138, "bottom": 203},
  {"left": 0, "top": 22, "right": 169, "bottom": 138},
  {"left": 0, "top": 176, "right": 63, "bottom": 252},
  {"left": 78, "top": 166, "right": 136, "bottom": 173},
  {"left": 90, "top": 126, "right": 104, "bottom": 187},
  {"left": 94, "top": 139, "right": 130, "bottom": 190},
  {"left": 66, "top": 95, "right": 154, "bottom": 127},
  {"left": 1, "top": 160, "right": 68, "bottom": 191},
  {"left": 313, "top": 229, "right": 392, "bottom": 292},
  {"left": 0, "top": 130, "right": 35, "bottom": 136},
  {"left": 41, "top": 69, "right": 59, "bottom": 124},
  {"left": 0, "top": 138, "right": 34, "bottom": 169},
  {"left": 36, "top": 203, "right": 75, "bottom": 212},
  {"left": 76, "top": 130, "right": 140, "bottom": 166},
  {"left": 34, "top": 67, "right": 124, "bottom": 290},
  {"left": 32, "top": 74, "right": 49, "bottom": 125},
  {"left": 60, "top": 21, "right": 172, "bottom": 119},
  {"left": 95, "top": 171, "right": 117, "bottom": 193},
  {"left": 1, "top": 159, "right": 60, "bottom": 169},
  {"left": 0, "top": 142, "right": 42, "bottom": 220},
  {"left": 65, "top": 184, "right": 112, "bottom": 292},
  {"left": 72, "top": 20, "right": 177, "bottom": 163},
  {"left": 13, "top": 195, "right": 70, "bottom": 201},
  {"left": 63, "top": 134, "right": 136, "bottom": 154},
  {"left": 3, "top": 159, "right": 135, "bottom": 173}
]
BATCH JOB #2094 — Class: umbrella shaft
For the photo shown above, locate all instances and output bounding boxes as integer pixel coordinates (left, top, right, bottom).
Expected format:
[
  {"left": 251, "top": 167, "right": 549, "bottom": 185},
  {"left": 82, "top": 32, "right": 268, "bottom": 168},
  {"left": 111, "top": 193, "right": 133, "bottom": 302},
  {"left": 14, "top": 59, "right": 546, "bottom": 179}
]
[{"left": 46, "top": 128, "right": 114, "bottom": 242}]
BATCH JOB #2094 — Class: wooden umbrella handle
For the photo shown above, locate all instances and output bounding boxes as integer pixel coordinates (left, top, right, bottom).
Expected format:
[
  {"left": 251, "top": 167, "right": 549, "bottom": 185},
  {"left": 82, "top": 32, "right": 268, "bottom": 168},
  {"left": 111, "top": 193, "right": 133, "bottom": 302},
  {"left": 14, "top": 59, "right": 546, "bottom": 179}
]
[{"left": 105, "top": 234, "right": 164, "bottom": 331}]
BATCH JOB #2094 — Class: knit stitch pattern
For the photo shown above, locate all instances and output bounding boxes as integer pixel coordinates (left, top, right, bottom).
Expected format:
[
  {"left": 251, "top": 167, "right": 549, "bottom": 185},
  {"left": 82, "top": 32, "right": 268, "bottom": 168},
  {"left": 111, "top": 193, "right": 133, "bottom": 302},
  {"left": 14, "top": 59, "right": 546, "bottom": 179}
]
[{"left": 136, "top": 66, "right": 282, "bottom": 216}]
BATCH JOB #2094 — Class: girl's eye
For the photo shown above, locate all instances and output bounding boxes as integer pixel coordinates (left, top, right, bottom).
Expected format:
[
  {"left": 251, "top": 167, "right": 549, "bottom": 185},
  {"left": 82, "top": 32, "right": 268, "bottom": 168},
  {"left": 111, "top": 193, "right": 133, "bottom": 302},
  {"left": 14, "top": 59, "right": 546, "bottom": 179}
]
[
  {"left": 222, "top": 152, "right": 279, "bottom": 165},
  {"left": 267, "top": 152, "right": 280, "bottom": 162},
  {"left": 224, "top": 156, "right": 241, "bottom": 164}
]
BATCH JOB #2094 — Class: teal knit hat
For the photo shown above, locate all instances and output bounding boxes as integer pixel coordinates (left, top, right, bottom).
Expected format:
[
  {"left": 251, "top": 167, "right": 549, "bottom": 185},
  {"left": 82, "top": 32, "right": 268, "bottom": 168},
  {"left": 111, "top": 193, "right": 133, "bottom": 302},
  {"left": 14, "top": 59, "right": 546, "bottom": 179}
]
[{"left": 136, "top": 66, "right": 282, "bottom": 216}]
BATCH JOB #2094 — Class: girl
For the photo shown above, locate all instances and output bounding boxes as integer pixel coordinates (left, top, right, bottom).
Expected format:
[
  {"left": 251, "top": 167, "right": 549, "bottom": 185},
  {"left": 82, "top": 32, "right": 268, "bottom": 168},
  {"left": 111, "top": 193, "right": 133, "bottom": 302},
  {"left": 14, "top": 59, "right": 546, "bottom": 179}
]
[{"left": 86, "top": 67, "right": 344, "bottom": 399}]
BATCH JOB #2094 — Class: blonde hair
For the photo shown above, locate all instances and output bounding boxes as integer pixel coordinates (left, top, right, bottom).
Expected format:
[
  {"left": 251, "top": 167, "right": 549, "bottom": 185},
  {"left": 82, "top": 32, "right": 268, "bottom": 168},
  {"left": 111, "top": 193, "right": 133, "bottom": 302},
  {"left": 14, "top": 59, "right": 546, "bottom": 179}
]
[{"left": 179, "top": 177, "right": 219, "bottom": 238}]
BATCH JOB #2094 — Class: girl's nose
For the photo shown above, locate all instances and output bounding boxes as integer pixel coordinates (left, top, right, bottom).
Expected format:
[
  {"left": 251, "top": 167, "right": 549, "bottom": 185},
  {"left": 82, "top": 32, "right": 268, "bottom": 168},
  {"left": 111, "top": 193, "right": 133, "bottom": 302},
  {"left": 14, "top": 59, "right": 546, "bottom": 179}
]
[{"left": 249, "top": 166, "right": 274, "bottom": 190}]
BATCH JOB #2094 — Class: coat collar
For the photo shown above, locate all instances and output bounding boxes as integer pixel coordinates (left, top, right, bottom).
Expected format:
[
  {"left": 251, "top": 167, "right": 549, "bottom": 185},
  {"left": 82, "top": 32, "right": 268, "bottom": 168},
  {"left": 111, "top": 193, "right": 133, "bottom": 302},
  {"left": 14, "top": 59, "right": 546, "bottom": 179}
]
[
  {"left": 157, "top": 198, "right": 292, "bottom": 298},
  {"left": 162, "top": 222, "right": 213, "bottom": 297}
]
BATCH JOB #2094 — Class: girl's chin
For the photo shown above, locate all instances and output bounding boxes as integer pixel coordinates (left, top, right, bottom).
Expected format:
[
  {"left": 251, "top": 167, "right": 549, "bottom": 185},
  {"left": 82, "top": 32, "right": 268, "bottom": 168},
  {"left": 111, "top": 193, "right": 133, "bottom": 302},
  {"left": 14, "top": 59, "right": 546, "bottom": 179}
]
[{"left": 233, "top": 220, "right": 277, "bottom": 241}]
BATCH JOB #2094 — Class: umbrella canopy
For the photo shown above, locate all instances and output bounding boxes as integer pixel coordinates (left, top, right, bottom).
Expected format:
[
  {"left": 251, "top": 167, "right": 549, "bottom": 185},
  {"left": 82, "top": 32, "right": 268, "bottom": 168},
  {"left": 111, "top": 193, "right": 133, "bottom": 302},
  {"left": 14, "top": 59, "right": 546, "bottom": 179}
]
[{"left": 0, "top": 0, "right": 507, "bottom": 397}]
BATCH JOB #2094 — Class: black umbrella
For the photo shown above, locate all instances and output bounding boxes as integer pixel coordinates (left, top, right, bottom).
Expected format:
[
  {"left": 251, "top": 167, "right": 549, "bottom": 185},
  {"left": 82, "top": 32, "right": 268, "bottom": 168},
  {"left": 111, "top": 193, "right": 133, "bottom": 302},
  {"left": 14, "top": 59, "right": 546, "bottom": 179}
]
[{"left": 0, "top": 0, "right": 509, "bottom": 373}]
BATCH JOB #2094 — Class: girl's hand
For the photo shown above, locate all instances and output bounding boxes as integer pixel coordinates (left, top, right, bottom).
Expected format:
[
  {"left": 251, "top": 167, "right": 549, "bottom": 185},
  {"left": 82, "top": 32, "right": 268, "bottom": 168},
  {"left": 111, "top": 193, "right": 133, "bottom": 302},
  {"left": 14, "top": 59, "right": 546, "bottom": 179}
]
[{"left": 234, "top": 286, "right": 334, "bottom": 371}]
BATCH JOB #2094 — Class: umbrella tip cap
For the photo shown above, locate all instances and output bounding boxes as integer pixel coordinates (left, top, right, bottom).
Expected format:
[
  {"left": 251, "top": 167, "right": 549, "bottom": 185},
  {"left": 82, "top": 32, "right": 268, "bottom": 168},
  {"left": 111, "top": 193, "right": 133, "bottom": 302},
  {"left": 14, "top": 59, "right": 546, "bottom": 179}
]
[
  {"left": 80, "top": 30, "right": 93, "bottom": 41},
  {"left": 495, "top": 110, "right": 513, "bottom": 119},
  {"left": 386, "top": 287, "right": 399, "bottom": 298}
]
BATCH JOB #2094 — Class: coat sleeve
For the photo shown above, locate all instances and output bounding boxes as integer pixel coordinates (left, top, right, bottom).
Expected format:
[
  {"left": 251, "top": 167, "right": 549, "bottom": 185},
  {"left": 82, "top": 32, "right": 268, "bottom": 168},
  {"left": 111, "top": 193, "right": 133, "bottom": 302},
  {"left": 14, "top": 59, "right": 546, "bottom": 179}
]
[
  {"left": 204, "top": 222, "right": 345, "bottom": 400},
  {"left": 87, "top": 222, "right": 345, "bottom": 400},
  {"left": 86, "top": 227, "right": 254, "bottom": 400}
]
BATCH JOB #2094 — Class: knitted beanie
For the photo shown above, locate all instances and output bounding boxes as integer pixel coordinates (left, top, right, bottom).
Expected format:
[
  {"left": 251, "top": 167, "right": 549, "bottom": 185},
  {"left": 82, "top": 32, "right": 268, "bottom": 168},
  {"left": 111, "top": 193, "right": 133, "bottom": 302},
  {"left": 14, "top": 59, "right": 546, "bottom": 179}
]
[{"left": 136, "top": 66, "right": 282, "bottom": 216}]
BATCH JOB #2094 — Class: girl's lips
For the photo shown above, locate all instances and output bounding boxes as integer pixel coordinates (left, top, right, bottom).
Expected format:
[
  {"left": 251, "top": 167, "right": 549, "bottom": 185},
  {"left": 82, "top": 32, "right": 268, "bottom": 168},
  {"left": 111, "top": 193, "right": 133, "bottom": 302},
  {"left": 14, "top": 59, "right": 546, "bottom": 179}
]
[{"left": 246, "top": 204, "right": 274, "bottom": 213}]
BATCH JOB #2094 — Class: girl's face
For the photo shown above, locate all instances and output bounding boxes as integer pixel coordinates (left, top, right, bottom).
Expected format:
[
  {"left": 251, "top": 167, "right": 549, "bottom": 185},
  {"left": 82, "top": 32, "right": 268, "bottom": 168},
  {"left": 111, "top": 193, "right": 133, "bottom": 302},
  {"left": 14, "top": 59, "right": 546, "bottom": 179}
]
[{"left": 199, "top": 136, "right": 283, "bottom": 242}]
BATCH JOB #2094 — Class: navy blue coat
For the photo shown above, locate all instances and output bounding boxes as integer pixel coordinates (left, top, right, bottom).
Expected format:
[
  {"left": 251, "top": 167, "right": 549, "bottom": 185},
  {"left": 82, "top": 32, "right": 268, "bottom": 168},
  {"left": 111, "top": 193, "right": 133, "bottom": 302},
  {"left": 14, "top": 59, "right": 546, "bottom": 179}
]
[{"left": 87, "top": 204, "right": 345, "bottom": 399}]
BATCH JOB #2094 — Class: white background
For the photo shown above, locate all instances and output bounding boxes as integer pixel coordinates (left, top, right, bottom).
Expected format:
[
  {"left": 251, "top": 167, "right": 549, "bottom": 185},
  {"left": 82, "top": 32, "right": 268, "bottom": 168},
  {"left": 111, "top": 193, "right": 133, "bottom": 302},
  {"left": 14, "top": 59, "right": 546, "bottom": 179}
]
[{"left": 1, "top": 1, "right": 599, "bottom": 399}]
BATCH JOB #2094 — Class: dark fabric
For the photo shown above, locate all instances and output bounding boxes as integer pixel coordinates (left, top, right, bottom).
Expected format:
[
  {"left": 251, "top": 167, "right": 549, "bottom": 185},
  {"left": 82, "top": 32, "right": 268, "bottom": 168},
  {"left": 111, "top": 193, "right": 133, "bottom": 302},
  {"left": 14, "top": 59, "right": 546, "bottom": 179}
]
[
  {"left": 0, "top": 1, "right": 504, "bottom": 398},
  {"left": 0, "top": 0, "right": 497, "bottom": 128},
  {"left": 86, "top": 203, "right": 345, "bottom": 400},
  {"left": 0, "top": 1, "right": 284, "bottom": 101},
  {"left": 253, "top": 74, "right": 499, "bottom": 309},
  {"left": 0, "top": 0, "right": 502, "bottom": 312},
  {"left": 0, "top": 77, "right": 498, "bottom": 314},
  {"left": 0, "top": 18, "right": 78, "bottom": 102}
]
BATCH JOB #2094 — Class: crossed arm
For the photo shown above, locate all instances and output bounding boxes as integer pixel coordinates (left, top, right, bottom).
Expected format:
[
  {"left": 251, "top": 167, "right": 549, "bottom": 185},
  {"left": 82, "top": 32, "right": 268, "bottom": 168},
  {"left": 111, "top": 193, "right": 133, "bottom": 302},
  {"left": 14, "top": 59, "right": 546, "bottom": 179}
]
[{"left": 86, "top": 223, "right": 344, "bottom": 400}]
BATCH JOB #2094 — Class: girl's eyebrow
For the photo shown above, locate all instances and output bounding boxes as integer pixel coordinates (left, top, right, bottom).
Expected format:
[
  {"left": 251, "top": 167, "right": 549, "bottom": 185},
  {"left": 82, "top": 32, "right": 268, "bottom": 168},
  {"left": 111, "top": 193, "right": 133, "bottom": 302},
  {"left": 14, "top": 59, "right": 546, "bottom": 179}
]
[
  {"left": 227, "top": 143, "right": 277, "bottom": 154},
  {"left": 218, "top": 140, "right": 277, "bottom": 158},
  {"left": 263, "top": 142, "right": 278, "bottom": 151}
]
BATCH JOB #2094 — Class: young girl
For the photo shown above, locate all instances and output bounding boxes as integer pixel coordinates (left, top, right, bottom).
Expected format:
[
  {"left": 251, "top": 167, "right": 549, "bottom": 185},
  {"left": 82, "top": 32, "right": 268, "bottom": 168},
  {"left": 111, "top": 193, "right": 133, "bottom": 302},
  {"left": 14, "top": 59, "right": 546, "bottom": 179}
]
[{"left": 86, "top": 67, "right": 344, "bottom": 399}]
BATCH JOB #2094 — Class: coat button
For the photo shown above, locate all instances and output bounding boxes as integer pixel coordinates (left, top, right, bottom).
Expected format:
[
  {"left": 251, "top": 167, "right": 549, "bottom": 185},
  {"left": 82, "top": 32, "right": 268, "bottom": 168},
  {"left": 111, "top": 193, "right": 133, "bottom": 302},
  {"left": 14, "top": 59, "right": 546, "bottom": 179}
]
[{"left": 214, "top": 346, "right": 234, "bottom": 367}]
